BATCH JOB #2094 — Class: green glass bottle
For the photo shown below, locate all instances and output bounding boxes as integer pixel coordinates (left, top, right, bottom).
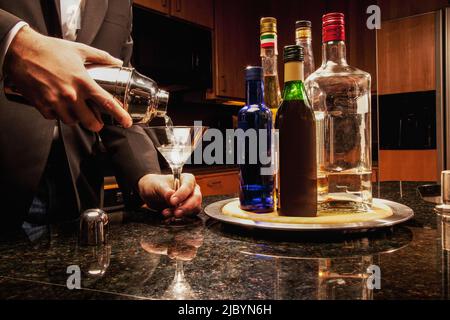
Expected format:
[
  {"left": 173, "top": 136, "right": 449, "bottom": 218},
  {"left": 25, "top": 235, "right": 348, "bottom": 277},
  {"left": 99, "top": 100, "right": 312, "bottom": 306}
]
[{"left": 275, "top": 45, "right": 317, "bottom": 217}]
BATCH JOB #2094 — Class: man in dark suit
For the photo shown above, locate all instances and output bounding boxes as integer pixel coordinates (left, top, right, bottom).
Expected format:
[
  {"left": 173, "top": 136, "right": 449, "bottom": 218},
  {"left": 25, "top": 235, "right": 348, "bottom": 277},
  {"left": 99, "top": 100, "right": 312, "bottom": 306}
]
[{"left": 0, "top": 0, "right": 202, "bottom": 232}]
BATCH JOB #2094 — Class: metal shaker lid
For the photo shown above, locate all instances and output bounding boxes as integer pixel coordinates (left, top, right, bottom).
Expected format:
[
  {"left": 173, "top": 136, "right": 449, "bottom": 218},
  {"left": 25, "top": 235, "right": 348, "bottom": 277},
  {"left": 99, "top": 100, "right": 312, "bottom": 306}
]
[{"left": 436, "top": 171, "right": 450, "bottom": 215}]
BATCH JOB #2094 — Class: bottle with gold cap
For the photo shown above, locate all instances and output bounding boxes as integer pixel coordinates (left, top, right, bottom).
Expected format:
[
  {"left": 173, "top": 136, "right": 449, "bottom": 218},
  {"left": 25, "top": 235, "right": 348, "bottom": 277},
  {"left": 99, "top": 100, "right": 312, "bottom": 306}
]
[
  {"left": 260, "top": 17, "right": 282, "bottom": 120},
  {"left": 260, "top": 17, "right": 282, "bottom": 209},
  {"left": 295, "top": 20, "right": 315, "bottom": 79}
]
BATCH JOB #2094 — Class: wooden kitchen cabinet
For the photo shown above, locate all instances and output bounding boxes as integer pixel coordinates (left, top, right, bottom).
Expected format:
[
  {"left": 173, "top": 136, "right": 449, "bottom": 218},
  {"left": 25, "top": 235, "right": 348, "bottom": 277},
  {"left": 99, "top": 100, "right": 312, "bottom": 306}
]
[
  {"left": 171, "top": 0, "right": 214, "bottom": 29},
  {"left": 377, "top": 13, "right": 438, "bottom": 181},
  {"left": 196, "top": 170, "right": 239, "bottom": 196},
  {"left": 378, "top": 13, "right": 436, "bottom": 95},
  {"left": 134, "top": 0, "right": 213, "bottom": 28},
  {"left": 379, "top": 150, "right": 438, "bottom": 181},
  {"left": 214, "top": 0, "right": 267, "bottom": 100},
  {"left": 378, "top": 0, "right": 448, "bottom": 21},
  {"left": 133, "top": 0, "right": 170, "bottom": 14}
]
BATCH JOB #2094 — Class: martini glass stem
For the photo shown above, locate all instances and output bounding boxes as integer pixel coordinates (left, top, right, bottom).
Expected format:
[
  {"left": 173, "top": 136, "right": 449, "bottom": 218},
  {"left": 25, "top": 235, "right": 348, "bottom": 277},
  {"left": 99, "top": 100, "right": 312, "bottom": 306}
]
[
  {"left": 172, "top": 166, "right": 183, "bottom": 191},
  {"left": 174, "top": 260, "right": 185, "bottom": 282}
]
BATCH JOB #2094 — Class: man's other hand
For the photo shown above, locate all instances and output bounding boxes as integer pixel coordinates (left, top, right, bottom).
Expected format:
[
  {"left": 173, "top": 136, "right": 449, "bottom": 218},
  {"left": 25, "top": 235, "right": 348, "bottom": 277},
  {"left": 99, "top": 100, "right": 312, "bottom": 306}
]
[{"left": 138, "top": 173, "right": 203, "bottom": 218}]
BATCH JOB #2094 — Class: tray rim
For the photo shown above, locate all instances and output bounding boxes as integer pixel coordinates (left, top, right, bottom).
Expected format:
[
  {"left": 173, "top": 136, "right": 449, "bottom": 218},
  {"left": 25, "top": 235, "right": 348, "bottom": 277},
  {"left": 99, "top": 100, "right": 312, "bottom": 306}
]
[{"left": 204, "top": 198, "right": 414, "bottom": 232}]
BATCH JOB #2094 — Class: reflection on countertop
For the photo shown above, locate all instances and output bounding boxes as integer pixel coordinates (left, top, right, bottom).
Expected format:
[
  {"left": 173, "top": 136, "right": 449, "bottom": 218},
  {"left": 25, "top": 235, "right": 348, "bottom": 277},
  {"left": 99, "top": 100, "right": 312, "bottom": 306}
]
[{"left": 0, "top": 182, "right": 450, "bottom": 300}]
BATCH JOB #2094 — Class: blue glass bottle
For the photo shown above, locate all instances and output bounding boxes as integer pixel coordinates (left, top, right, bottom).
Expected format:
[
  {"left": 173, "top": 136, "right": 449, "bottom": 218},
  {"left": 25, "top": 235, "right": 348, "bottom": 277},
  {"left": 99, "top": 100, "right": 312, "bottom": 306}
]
[{"left": 238, "top": 66, "right": 274, "bottom": 212}]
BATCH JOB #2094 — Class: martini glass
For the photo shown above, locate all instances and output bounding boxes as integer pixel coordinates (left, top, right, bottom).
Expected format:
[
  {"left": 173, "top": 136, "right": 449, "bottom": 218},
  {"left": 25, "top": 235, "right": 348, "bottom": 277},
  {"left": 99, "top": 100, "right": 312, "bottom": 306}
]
[
  {"left": 145, "top": 126, "right": 207, "bottom": 226},
  {"left": 162, "top": 259, "right": 197, "bottom": 299}
]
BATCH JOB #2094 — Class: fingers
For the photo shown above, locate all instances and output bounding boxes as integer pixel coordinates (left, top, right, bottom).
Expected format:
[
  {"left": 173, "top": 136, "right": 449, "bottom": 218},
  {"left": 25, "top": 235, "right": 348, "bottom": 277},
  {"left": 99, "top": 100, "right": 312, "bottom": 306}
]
[
  {"left": 159, "top": 179, "right": 176, "bottom": 205},
  {"left": 139, "top": 174, "right": 202, "bottom": 218},
  {"left": 174, "top": 185, "right": 202, "bottom": 218},
  {"left": 35, "top": 93, "right": 102, "bottom": 130},
  {"left": 86, "top": 99, "right": 104, "bottom": 124},
  {"left": 82, "top": 78, "right": 132, "bottom": 128},
  {"left": 36, "top": 105, "right": 57, "bottom": 120},
  {"left": 141, "top": 241, "right": 168, "bottom": 255},
  {"left": 170, "top": 173, "right": 196, "bottom": 206},
  {"left": 168, "top": 245, "right": 197, "bottom": 261},
  {"left": 39, "top": 99, "right": 77, "bottom": 125},
  {"left": 71, "top": 100, "right": 104, "bottom": 132},
  {"left": 79, "top": 44, "right": 123, "bottom": 66},
  {"left": 162, "top": 208, "right": 174, "bottom": 218}
]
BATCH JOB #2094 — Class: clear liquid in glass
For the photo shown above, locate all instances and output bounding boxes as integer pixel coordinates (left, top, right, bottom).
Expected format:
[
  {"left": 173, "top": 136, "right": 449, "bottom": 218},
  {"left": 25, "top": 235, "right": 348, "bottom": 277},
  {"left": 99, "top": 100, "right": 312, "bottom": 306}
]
[{"left": 157, "top": 146, "right": 193, "bottom": 168}]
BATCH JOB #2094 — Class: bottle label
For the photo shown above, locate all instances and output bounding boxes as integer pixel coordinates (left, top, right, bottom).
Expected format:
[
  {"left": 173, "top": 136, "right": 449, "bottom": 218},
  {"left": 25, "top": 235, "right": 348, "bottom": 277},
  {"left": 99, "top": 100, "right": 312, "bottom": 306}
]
[
  {"left": 261, "top": 33, "right": 277, "bottom": 50},
  {"left": 284, "top": 62, "right": 304, "bottom": 83}
]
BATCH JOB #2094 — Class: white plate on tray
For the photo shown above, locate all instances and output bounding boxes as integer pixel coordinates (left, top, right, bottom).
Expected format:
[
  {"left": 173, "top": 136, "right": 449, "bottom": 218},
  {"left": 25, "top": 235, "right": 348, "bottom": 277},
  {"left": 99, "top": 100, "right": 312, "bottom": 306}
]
[{"left": 204, "top": 198, "right": 414, "bottom": 233}]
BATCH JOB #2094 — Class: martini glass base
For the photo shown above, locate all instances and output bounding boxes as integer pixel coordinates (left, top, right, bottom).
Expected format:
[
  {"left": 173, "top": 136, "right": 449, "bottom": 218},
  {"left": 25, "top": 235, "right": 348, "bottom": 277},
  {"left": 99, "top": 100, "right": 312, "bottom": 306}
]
[{"left": 161, "top": 215, "right": 203, "bottom": 228}]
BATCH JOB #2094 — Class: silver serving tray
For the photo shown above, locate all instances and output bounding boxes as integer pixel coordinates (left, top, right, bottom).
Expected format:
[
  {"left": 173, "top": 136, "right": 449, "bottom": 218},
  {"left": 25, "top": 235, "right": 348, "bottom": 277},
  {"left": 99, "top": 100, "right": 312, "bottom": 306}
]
[{"left": 204, "top": 198, "right": 414, "bottom": 232}]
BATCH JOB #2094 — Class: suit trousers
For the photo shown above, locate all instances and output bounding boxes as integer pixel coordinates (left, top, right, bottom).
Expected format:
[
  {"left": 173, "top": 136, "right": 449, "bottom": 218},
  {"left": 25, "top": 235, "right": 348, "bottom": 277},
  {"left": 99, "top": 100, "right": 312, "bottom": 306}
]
[{"left": 24, "top": 136, "right": 79, "bottom": 226}]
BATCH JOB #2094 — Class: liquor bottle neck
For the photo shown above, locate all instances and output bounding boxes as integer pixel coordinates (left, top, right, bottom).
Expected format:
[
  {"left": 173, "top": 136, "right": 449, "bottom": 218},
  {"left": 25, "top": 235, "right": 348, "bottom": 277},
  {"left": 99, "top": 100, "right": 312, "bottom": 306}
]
[
  {"left": 246, "top": 80, "right": 265, "bottom": 105},
  {"left": 322, "top": 40, "right": 348, "bottom": 65},
  {"left": 296, "top": 38, "right": 312, "bottom": 47},
  {"left": 282, "top": 61, "right": 306, "bottom": 101},
  {"left": 296, "top": 39, "right": 313, "bottom": 60},
  {"left": 261, "top": 47, "right": 280, "bottom": 77},
  {"left": 297, "top": 38, "right": 315, "bottom": 77}
]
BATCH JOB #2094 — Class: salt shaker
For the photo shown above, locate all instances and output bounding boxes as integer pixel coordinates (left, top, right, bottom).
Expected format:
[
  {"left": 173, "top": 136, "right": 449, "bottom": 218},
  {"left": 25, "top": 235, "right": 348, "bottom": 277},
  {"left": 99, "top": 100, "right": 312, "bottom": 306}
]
[
  {"left": 436, "top": 171, "right": 450, "bottom": 214},
  {"left": 79, "top": 209, "right": 109, "bottom": 246}
]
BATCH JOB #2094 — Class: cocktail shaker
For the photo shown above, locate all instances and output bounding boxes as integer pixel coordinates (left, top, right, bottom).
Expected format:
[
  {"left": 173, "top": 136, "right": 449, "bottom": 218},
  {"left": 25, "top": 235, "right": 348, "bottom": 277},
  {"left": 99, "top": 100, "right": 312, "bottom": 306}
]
[
  {"left": 4, "top": 66, "right": 169, "bottom": 125},
  {"left": 87, "top": 66, "right": 169, "bottom": 124}
]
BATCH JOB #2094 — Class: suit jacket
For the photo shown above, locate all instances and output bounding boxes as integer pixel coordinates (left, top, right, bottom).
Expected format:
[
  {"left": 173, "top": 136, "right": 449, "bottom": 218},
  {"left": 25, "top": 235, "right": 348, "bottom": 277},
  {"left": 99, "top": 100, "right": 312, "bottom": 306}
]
[{"left": 0, "top": 0, "right": 161, "bottom": 228}]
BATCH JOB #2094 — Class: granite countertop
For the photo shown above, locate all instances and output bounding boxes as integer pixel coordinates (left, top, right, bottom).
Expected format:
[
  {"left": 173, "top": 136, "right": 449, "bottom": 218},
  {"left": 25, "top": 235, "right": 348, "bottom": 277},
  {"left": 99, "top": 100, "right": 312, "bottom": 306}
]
[{"left": 1, "top": 182, "right": 449, "bottom": 300}]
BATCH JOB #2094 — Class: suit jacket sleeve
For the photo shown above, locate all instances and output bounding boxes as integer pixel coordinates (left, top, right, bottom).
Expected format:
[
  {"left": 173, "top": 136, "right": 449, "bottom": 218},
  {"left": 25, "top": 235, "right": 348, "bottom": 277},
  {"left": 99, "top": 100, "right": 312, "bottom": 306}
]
[
  {"left": 121, "top": 3, "right": 134, "bottom": 67},
  {"left": 100, "top": 3, "right": 161, "bottom": 208},
  {"left": 0, "top": 9, "right": 22, "bottom": 42},
  {"left": 100, "top": 124, "right": 161, "bottom": 198}
]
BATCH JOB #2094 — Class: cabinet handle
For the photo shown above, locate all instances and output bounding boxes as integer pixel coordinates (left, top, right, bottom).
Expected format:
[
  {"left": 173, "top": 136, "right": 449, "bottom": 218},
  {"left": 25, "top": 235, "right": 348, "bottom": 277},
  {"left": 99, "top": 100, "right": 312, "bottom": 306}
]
[
  {"left": 221, "top": 75, "right": 227, "bottom": 93},
  {"left": 207, "top": 180, "right": 223, "bottom": 188},
  {"left": 175, "top": 0, "right": 181, "bottom": 12},
  {"left": 161, "top": 0, "right": 168, "bottom": 7}
]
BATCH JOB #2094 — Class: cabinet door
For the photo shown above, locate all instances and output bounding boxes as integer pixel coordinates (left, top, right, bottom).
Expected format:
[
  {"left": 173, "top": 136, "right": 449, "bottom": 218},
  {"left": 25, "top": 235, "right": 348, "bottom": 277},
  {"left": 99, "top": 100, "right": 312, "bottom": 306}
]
[
  {"left": 171, "top": 0, "right": 214, "bottom": 28},
  {"left": 378, "top": 13, "right": 436, "bottom": 95},
  {"left": 134, "top": 0, "right": 170, "bottom": 14},
  {"left": 215, "top": 0, "right": 263, "bottom": 99},
  {"left": 379, "top": 150, "right": 438, "bottom": 181},
  {"left": 378, "top": 0, "right": 447, "bottom": 20},
  {"left": 196, "top": 171, "right": 239, "bottom": 196}
]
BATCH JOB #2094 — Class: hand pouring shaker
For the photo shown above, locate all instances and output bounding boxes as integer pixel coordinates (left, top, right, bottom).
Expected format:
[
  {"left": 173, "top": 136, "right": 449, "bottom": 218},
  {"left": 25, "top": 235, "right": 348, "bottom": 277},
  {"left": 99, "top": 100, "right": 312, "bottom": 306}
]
[{"left": 4, "top": 65, "right": 169, "bottom": 125}]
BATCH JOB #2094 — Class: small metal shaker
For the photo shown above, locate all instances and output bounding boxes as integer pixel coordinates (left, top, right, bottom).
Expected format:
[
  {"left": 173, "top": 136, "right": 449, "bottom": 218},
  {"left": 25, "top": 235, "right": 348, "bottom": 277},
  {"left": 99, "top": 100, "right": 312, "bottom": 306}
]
[
  {"left": 436, "top": 171, "right": 450, "bottom": 214},
  {"left": 79, "top": 209, "right": 109, "bottom": 246},
  {"left": 436, "top": 171, "right": 450, "bottom": 251}
]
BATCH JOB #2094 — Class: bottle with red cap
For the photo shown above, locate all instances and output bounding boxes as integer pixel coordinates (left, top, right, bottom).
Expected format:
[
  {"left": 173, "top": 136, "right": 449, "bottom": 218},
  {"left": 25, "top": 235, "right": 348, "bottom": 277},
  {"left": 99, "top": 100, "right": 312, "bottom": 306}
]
[{"left": 304, "top": 13, "right": 372, "bottom": 212}]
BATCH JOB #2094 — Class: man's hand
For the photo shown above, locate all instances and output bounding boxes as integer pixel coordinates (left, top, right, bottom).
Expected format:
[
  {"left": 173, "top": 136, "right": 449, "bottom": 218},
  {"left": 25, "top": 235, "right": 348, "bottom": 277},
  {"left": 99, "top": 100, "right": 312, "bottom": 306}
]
[
  {"left": 3, "top": 25, "right": 132, "bottom": 131},
  {"left": 138, "top": 173, "right": 202, "bottom": 218}
]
